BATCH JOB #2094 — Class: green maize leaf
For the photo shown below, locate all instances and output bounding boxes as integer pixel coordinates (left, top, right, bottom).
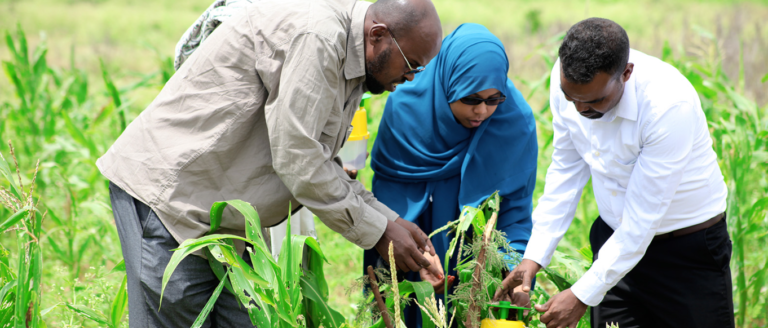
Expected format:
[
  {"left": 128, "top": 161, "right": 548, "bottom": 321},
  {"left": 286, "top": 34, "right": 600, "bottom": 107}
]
[
  {"left": 4, "top": 31, "right": 18, "bottom": 61},
  {"left": 110, "top": 259, "right": 126, "bottom": 274},
  {"left": 190, "top": 271, "right": 229, "bottom": 328},
  {"left": 210, "top": 200, "right": 270, "bottom": 253},
  {"left": 99, "top": 58, "right": 121, "bottom": 108},
  {"left": 247, "top": 303, "right": 274, "bottom": 328},
  {"left": 61, "top": 108, "right": 97, "bottom": 157},
  {"left": 0, "top": 151, "right": 23, "bottom": 199},
  {"left": 46, "top": 235, "right": 72, "bottom": 265},
  {"left": 302, "top": 247, "right": 330, "bottom": 328},
  {"left": 208, "top": 201, "right": 228, "bottom": 234},
  {"left": 40, "top": 302, "right": 62, "bottom": 317},
  {"left": 3, "top": 61, "right": 30, "bottom": 111},
  {"left": 279, "top": 234, "right": 326, "bottom": 305},
  {"left": 16, "top": 24, "right": 29, "bottom": 66},
  {"left": 273, "top": 270, "right": 296, "bottom": 326},
  {"left": 172, "top": 233, "right": 251, "bottom": 251},
  {"left": 51, "top": 76, "right": 75, "bottom": 110},
  {"left": 90, "top": 101, "right": 116, "bottom": 130},
  {"left": 160, "top": 237, "right": 234, "bottom": 308},
  {"left": 227, "top": 265, "right": 255, "bottom": 305},
  {"left": 76, "top": 234, "right": 93, "bottom": 264},
  {"left": 109, "top": 275, "right": 128, "bottom": 328},
  {"left": 761, "top": 73, "right": 767, "bottom": 83},
  {"left": 661, "top": 41, "right": 673, "bottom": 62},
  {"left": 0, "top": 207, "right": 32, "bottom": 232},
  {"left": 0, "top": 279, "right": 15, "bottom": 303},
  {"left": 247, "top": 242, "right": 278, "bottom": 289},
  {"left": 410, "top": 280, "right": 436, "bottom": 328},
  {"left": 457, "top": 206, "right": 480, "bottom": 238},
  {"left": 471, "top": 211, "right": 486, "bottom": 238},
  {"left": 219, "top": 243, "right": 269, "bottom": 287},
  {"left": 204, "top": 247, "right": 235, "bottom": 294},
  {"left": 300, "top": 273, "right": 345, "bottom": 328},
  {"left": 32, "top": 46, "right": 47, "bottom": 79},
  {"left": 66, "top": 304, "right": 109, "bottom": 326},
  {"left": 0, "top": 307, "right": 14, "bottom": 327}
]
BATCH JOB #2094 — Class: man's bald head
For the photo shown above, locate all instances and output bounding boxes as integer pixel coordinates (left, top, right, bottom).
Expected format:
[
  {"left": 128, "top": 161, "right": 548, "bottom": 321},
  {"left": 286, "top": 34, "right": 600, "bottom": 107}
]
[
  {"left": 363, "top": 0, "right": 442, "bottom": 94},
  {"left": 369, "top": 0, "right": 441, "bottom": 40}
]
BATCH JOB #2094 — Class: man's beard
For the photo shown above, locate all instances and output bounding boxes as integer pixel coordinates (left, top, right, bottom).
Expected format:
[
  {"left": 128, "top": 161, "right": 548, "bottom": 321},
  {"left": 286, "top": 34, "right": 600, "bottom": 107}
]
[
  {"left": 579, "top": 109, "right": 605, "bottom": 119},
  {"left": 364, "top": 47, "right": 391, "bottom": 95}
]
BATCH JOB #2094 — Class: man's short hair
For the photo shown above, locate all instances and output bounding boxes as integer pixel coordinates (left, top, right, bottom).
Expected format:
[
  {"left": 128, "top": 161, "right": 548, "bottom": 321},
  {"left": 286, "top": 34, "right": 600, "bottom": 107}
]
[{"left": 558, "top": 18, "right": 630, "bottom": 84}]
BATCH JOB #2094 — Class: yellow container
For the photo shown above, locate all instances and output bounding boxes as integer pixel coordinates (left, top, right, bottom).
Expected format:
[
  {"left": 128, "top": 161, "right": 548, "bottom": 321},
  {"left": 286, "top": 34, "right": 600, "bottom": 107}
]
[
  {"left": 480, "top": 318, "right": 526, "bottom": 328},
  {"left": 348, "top": 108, "right": 370, "bottom": 141},
  {"left": 339, "top": 93, "right": 371, "bottom": 170}
]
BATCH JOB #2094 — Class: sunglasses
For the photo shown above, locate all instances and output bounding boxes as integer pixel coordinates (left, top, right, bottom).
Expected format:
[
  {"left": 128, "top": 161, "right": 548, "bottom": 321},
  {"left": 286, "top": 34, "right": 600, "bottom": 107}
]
[
  {"left": 459, "top": 95, "right": 506, "bottom": 106},
  {"left": 372, "top": 20, "right": 426, "bottom": 75}
]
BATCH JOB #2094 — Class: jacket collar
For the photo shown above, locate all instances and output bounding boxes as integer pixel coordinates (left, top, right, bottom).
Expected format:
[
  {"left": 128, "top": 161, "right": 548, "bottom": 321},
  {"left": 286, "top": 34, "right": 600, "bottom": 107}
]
[{"left": 344, "top": 1, "right": 370, "bottom": 80}]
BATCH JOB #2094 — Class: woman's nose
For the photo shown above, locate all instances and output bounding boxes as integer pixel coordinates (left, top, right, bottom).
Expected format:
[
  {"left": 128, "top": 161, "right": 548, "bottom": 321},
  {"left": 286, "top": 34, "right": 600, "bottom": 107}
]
[{"left": 474, "top": 102, "right": 488, "bottom": 114}]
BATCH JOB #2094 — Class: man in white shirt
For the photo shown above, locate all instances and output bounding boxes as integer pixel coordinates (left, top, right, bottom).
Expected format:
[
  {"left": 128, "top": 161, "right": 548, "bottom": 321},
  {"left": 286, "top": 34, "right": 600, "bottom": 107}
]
[{"left": 496, "top": 18, "right": 733, "bottom": 328}]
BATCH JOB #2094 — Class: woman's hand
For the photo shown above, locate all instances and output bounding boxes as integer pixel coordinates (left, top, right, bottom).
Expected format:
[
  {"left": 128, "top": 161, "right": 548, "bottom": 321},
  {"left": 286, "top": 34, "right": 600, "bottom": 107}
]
[{"left": 418, "top": 250, "right": 453, "bottom": 294}]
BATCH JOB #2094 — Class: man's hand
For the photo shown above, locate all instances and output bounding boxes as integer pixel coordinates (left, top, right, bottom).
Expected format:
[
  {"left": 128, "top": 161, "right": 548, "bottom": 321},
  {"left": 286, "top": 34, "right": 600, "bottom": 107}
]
[
  {"left": 395, "top": 218, "right": 437, "bottom": 256},
  {"left": 375, "top": 219, "right": 443, "bottom": 279},
  {"left": 494, "top": 259, "right": 541, "bottom": 301},
  {"left": 418, "top": 251, "right": 453, "bottom": 294},
  {"left": 535, "top": 289, "right": 588, "bottom": 328},
  {"left": 343, "top": 167, "right": 359, "bottom": 179}
]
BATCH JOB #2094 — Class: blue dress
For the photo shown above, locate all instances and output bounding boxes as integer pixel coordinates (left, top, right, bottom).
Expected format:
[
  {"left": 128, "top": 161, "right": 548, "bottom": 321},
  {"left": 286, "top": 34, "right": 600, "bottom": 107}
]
[{"left": 364, "top": 23, "right": 538, "bottom": 327}]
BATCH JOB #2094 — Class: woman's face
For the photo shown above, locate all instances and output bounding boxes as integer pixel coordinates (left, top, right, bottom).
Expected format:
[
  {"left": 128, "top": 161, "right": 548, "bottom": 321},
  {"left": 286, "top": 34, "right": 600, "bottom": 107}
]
[{"left": 449, "top": 88, "right": 502, "bottom": 128}]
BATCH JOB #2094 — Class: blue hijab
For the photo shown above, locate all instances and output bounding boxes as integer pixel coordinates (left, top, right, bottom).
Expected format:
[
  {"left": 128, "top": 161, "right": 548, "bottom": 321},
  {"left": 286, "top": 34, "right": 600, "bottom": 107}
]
[{"left": 370, "top": 23, "right": 538, "bottom": 252}]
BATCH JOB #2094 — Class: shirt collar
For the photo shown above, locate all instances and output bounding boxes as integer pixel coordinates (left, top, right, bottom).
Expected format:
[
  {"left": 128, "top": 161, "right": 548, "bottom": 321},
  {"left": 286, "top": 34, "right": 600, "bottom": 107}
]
[
  {"left": 597, "top": 63, "right": 638, "bottom": 123},
  {"left": 344, "top": 1, "right": 370, "bottom": 80}
]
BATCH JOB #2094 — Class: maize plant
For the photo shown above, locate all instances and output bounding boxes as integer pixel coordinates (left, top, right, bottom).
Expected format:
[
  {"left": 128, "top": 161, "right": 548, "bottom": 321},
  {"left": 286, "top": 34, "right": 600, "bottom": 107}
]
[{"left": 0, "top": 143, "right": 44, "bottom": 327}]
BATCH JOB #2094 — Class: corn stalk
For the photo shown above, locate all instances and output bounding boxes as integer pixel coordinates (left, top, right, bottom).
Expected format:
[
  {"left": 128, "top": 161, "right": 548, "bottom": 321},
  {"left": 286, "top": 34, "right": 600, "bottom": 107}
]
[{"left": 0, "top": 142, "right": 45, "bottom": 328}]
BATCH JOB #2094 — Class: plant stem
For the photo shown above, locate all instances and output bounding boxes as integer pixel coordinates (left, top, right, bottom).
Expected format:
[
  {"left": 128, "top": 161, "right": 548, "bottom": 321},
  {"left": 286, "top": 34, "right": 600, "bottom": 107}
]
[
  {"left": 465, "top": 212, "right": 498, "bottom": 328},
  {"left": 367, "top": 265, "right": 393, "bottom": 328}
]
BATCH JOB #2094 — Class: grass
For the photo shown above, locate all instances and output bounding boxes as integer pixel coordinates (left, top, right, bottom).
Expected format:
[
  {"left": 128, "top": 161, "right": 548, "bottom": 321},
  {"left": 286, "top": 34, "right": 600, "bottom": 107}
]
[{"left": 0, "top": 0, "right": 767, "bottom": 327}]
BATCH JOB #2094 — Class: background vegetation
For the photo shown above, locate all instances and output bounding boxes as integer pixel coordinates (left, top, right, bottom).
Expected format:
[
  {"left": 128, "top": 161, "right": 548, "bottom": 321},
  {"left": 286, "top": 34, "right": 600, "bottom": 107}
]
[{"left": 0, "top": 0, "right": 766, "bottom": 327}]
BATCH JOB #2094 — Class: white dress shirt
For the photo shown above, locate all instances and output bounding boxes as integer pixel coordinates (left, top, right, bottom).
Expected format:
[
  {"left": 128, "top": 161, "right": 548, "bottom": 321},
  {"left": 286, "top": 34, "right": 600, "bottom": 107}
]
[{"left": 523, "top": 49, "right": 727, "bottom": 306}]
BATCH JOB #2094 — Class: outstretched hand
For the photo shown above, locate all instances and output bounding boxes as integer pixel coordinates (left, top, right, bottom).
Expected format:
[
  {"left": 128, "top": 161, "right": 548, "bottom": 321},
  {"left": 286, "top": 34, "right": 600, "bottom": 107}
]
[
  {"left": 418, "top": 251, "right": 452, "bottom": 294},
  {"left": 375, "top": 219, "right": 443, "bottom": 279}
]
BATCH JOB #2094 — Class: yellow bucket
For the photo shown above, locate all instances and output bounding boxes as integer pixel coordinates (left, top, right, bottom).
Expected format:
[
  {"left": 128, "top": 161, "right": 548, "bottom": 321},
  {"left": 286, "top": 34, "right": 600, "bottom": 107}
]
[
  {"left": 339, "top": 93, "right": 371, "bottom": 170},
  {"left": 480, "top": 318, "right": 526, "bottom": 328}
]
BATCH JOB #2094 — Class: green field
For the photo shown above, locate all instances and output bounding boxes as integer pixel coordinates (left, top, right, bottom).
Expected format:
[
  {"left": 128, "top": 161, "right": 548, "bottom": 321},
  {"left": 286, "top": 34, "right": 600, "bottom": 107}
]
[{"left": 1, "top": 0, "right": 767, "bottom": 327}]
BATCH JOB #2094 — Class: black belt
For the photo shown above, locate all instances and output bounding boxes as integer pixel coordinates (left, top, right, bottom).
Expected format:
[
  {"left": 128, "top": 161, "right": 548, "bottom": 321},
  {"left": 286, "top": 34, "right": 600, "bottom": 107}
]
[{"left": 653, "top": 212, "right": 725, "bottom": 241}]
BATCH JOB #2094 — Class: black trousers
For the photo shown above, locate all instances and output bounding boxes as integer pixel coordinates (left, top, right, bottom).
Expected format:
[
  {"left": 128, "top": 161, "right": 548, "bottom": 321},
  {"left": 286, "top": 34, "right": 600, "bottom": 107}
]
[
  {"left": 109, "top": 182, "right": 256, "bottom": 328},
  {"left": 589, "top": 216, "right": 735, "bottom": 328}
]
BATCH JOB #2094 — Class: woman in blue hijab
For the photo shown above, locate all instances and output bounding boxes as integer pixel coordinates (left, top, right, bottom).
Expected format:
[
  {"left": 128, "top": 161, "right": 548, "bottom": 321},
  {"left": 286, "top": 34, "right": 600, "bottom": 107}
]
[{"left": 365, "top": 23, "right": 537, "bottom": 325}]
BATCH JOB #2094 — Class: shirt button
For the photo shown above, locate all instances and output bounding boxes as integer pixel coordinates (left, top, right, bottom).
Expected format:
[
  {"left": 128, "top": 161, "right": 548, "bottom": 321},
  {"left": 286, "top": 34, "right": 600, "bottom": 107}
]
[
  {"left": 593, "top": 151, "right": 600, "bottom": 157},
  {"left": 611, "top": 191, "right": 617, "bottom": 196},
  {"left": 619, "top": 217, "right": 623, "bottom": 223}
]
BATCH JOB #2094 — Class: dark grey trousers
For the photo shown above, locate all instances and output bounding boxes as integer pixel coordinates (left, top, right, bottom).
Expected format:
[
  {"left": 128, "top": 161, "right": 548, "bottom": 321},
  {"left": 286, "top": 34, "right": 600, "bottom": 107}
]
[{"left": 109, "top": 182, "right": 256, "bottom": 328}]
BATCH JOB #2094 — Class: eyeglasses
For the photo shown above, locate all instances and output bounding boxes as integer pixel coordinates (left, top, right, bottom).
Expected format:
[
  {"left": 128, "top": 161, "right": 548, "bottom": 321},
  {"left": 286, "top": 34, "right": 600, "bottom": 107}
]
[
  {"left": 372, "top": 20, "right": 426, "bottom": 75},
  {"left": 459, "top": 96, "right": 506, "bottom": 106}
]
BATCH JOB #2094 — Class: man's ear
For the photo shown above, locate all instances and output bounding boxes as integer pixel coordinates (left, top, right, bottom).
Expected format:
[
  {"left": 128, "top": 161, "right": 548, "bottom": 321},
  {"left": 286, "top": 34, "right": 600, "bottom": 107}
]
[
  {"left": 622, "top": 63, "right": 634, "bottom": 83},
  {"left": 368, "top": 24, "right": 388, "bottom": 45}
]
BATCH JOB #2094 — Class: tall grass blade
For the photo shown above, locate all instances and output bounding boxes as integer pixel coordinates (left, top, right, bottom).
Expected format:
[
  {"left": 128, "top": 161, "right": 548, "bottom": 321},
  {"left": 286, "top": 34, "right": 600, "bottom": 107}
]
[
  {"left": 109, "top": 275, "right": 128, "bottom": 328},
  {"left": 65, "top": 303, "right": 109, "bottom": 326},
  {"left": 190, "top": 271, "right": 229, "bottom": 328}
]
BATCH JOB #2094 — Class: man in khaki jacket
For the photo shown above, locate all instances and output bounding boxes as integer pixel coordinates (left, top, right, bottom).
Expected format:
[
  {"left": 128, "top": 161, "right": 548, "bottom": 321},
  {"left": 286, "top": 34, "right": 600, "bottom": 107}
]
[{"left": 98, "top": 0, "right": 443, "bottom": 326}]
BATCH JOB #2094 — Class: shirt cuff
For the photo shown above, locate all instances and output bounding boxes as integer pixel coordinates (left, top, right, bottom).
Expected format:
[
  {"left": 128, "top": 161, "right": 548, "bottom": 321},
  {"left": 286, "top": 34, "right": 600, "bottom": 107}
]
[
  {"left": 368, "top": 199, "right": 399, "bottom": 222},
  {"left": 570, "top": 268, "right": 612, "bottom": 306},
  {"left": 522, "top": 233, "right": 556, "bottom": 268},
  {"left": 341, "top": 202, "right": 388, "bottom": 250}
]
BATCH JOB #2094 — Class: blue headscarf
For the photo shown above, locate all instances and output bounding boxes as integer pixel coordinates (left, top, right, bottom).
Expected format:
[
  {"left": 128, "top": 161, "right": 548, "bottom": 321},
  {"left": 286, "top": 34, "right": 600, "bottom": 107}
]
[{"left": 370, "top": 23, "right": 538, "bottom": 252}]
